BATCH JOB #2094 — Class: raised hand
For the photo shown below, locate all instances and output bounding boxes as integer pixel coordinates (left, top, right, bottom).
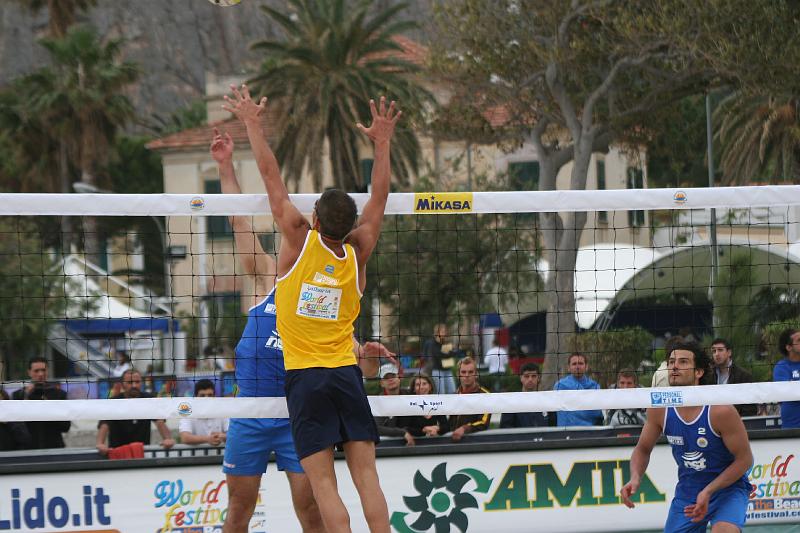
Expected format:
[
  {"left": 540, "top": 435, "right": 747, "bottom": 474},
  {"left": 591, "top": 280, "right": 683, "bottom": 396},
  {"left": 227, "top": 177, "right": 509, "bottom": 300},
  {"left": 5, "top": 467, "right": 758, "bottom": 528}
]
[
  {"left": 222, "top": 83, "right": 267, "bottom": 124},
  {"left": 210, "top": 127, "right": 234, "bottom": 163},
  {"left": 357, "top": 96, "right": 402, "bottom": 144}
]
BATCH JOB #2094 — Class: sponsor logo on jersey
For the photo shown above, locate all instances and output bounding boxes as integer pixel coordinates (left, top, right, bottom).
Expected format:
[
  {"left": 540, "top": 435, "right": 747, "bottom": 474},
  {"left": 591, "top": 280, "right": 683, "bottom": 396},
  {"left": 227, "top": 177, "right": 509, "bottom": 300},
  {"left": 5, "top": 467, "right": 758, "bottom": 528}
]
[
  {"left": 313, "top": 271, "right": 340, "bottom": 286},
  {"left": 696, "top": 437, "right": 708, "bottom": 448},
  {"left": 666, "top": 435, "right": 684, "bottom": 446},
  {"left": 264, "top": 302, "right": 276, "bottom": 314},
  {"left": 325, "top": 264, "right": 335, "bottom": 274},
  {"left": 682, "top": 451, "right": 707, "bottom": 471},
  {"left": 265, "top": 330, "right": 283, "bottom": 351}
]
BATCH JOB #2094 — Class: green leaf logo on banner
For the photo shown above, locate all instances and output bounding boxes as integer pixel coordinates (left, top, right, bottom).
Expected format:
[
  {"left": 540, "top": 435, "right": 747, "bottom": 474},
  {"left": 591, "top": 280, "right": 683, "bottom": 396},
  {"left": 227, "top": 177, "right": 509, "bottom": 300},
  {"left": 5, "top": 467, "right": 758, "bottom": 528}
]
[{"left": 390, "top": 462, "right": 492, "bottom": 532}]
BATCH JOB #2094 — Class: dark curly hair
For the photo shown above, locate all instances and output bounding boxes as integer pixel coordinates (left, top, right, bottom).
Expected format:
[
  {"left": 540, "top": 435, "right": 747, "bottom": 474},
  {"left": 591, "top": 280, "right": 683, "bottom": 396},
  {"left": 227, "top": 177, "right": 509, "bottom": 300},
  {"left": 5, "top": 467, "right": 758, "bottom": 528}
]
[{"left": 668, "top": 339, "right": 712, "bottom": 384}]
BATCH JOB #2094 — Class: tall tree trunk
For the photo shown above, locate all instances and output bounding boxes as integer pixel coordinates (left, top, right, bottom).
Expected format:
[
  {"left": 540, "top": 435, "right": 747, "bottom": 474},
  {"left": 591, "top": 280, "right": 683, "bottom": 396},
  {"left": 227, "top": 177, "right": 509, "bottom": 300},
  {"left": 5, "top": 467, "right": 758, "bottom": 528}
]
[
  {"left": 59, "top": 141, "right": 74, "bottom": 255},
  {"left": 540, "top": 134, "right": 593, "bottom": 389},
  {"left": 80, "top": 128, "right": 102, "bottom": 268},
  {"left": 541, "top": 222, "right": 582, "bottom": 389}
]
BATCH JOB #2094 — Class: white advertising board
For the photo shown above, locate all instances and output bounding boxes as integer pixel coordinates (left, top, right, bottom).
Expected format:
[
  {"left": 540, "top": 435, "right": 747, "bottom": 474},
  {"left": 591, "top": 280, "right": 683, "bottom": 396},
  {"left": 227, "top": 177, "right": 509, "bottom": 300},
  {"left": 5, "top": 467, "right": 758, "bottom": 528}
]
[{"left": 0, "top": 438, "right": 798, "bottom": 532}]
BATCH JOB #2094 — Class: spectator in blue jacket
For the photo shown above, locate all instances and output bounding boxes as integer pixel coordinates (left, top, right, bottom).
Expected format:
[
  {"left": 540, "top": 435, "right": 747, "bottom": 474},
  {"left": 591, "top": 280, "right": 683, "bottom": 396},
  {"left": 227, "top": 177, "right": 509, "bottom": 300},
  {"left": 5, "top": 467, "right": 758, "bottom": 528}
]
[
  {"left": 775, "top": 328, "right": 800, "bottom": 429},
  {"left": 553, "top": 353, "right": 603, "bottom": 426}
]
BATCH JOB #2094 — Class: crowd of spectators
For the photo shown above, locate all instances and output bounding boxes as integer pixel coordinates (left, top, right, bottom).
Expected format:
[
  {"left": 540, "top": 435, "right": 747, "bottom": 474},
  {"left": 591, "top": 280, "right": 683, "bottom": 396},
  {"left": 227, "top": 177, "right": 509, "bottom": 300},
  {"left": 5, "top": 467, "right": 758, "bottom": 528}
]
[
  {"left": 360, "top": 327, "right": 800, "bottom": 444},
  {"left": 1, "top": 327, "right": 799, "bottom": 453}
]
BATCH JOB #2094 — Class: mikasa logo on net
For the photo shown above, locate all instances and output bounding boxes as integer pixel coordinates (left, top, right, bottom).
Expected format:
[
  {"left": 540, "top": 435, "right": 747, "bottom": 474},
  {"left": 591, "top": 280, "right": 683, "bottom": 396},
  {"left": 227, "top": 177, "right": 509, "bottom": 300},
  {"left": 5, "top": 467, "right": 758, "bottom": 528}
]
[{"left": 414, "top": 192, "right": 473, "bottom": 214}]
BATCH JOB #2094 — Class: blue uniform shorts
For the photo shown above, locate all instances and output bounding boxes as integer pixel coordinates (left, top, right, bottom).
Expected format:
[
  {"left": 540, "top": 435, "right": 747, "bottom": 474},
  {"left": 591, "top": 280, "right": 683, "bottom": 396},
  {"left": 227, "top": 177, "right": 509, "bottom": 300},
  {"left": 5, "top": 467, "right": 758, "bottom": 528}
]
[
  {"left": 664, "top": 484, "right": 749, "bottom": 532},
  {"left": 223, "top": 417, "right": 303, "bottom": 476},
  {"left": 285, "top": 365, "right": 379, "bottom": 460}
]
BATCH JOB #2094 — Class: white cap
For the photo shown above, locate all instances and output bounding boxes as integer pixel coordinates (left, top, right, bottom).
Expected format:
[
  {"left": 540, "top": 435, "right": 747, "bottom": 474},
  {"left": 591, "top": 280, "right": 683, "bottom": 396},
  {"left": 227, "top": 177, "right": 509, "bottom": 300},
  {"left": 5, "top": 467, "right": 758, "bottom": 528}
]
[{"left": 379, "top": 363, "right": 399, "bottom": 378}]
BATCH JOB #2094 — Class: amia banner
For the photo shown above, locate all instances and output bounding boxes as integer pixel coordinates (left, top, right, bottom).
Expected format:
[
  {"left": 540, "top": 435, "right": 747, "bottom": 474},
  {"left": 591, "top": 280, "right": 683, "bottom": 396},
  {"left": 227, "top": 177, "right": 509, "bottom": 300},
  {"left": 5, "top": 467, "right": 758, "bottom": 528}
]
[{"left": 0, "top": 438, "right": 798, "bottom": 532}]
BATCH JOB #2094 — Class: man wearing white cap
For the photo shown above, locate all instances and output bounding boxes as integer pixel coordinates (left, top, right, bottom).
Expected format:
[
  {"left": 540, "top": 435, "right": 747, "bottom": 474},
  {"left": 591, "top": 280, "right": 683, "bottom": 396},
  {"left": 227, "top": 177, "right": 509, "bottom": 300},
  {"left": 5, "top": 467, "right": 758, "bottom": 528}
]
[{"left": 373, "top": 364, "right": 415, "bottom": 446}]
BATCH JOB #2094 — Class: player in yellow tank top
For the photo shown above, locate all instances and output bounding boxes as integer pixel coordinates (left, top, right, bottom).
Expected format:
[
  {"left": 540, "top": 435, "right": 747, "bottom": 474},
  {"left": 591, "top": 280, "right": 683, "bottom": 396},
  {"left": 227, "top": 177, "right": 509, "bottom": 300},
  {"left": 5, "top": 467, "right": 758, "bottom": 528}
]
[
  {"left": 276, "top": 229, "right": 361, "bottom": 370},
  {"left": 225, "top": 84, "right": 401, "bottom": 533}
]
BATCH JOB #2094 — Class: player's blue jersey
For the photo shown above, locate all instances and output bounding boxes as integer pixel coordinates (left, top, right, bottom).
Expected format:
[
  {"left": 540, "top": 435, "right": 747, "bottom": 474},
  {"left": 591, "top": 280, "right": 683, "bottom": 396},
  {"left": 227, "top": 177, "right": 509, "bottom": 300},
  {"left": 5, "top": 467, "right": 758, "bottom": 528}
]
[
  {"left": 663, "top": 406, "right": 750, "bottom": 500},
  {"left": 234, "top": 289, "right": 285, "bottom": 397}
]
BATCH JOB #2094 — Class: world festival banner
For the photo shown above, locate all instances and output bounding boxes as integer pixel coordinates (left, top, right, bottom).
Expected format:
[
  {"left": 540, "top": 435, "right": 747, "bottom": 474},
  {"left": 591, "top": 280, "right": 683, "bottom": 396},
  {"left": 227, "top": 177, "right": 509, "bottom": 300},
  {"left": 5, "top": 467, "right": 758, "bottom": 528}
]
[{"left": 0, "top": 437, "right": 797, "bottom": 532}]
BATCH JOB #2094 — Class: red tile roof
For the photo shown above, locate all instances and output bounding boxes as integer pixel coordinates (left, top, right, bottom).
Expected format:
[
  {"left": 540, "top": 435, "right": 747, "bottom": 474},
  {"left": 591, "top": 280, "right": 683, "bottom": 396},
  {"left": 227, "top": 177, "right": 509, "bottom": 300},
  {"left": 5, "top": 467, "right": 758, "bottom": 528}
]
[{"left": 146, "top": 109, "right": 279, "bottom": 152}]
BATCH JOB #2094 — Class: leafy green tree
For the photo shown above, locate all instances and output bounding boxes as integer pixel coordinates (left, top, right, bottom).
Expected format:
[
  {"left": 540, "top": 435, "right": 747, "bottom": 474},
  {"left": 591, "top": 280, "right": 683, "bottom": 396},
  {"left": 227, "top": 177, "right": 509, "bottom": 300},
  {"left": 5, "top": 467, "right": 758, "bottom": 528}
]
[
  {"left": 0, "top": 218, "right": 76, "bottom": 379},
  {"left": 645, "top": 95, "right": 712, "bottom": 189},
  {"left": 363, "top": 171, "right": 541, "bottom": 343},
  {"left": 712, "top": 252, "right": 760, "bottom": 363},
  {"left": 763, "top": 319, "right": 800, "bottom": 366},
  {"left": 431, "top": 0, "right": 800, "bottom": 386},
  {"left": 248, "top": 0, "right": 432, "bottom": 191},
  {"left": 569, "top": 327, "right": 654, "bottom": 388}
]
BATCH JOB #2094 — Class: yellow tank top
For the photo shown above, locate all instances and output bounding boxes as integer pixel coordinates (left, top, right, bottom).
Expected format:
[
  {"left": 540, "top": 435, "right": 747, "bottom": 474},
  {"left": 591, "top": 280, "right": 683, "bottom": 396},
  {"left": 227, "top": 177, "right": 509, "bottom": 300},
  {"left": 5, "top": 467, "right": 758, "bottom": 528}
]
[{"left": 276, "top": 229, "right": 361, "bottom": 369}]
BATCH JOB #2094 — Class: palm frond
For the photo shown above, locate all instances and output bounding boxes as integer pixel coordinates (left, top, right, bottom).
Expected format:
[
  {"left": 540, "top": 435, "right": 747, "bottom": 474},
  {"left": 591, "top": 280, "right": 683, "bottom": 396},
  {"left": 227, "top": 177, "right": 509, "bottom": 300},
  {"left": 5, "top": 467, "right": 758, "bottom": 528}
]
[{"left": 248, "top": 0, "right": 430, "bottom": 191}]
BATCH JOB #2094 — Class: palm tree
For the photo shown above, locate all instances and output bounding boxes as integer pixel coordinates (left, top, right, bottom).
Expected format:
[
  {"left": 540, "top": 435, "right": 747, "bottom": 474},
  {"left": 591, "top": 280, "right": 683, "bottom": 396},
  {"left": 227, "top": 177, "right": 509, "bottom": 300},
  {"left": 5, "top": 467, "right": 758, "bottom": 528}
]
[
  {"left": 248, "top": 0, "right": 432, "bottom": 191},
  {"left": 16, "top": 0, "right": 97, "bottom": 38},
  {"left": 27, "top": 26, "right": 138, "bottom": 263},
  {"left": 714, "top": 93, "right": 800, "bottom": 184},
  {"left": 0, "top": 81, "right": 65, "bottom": 194},
  {"left": 0, "top": 63, "right": 82, "bottom": 251}
]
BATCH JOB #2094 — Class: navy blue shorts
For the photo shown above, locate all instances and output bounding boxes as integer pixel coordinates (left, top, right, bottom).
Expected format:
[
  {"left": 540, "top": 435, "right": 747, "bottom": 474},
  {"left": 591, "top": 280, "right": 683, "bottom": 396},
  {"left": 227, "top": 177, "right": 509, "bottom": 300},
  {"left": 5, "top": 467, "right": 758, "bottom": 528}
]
[{"left": 285, "top": 365, "right": 379, "bottom": 459}]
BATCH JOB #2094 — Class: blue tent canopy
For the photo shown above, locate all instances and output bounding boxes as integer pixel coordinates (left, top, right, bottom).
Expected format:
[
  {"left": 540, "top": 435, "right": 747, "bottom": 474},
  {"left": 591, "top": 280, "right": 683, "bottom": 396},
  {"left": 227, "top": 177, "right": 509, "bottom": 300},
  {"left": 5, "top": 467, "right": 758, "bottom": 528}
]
[
  {"left": 480, "top": 313, "right": 503, "bottom": 329},
  {"left": 63, "top": 318, "right": 180, "bottom": 335}
]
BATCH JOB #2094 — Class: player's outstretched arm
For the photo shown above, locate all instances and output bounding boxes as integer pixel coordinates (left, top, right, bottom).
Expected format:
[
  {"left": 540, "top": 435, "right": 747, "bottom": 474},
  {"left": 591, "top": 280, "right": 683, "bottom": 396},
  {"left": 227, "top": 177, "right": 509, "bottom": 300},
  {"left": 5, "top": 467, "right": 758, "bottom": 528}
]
[
  {"left": 222, "top": 84, "right": 308, "bottom": 251},
  {"left": 348, "top": 97, "right": 401, "bottom": 270},
  {"left": 621, "top": 408, "right": 663, "bottom": 508},
  {"left": 210, "top": 128, "right": 276, "bottom": 294},
  {"left": 684, "top": 405, "right": 753, "bottom": 522}
]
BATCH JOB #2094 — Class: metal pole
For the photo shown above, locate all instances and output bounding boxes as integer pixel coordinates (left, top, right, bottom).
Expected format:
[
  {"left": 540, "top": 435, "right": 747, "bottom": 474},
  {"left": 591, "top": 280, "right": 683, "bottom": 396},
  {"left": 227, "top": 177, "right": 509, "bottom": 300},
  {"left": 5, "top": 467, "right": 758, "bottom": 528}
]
[
  {"left": 706, "top": 93, "right": 719, "bottom": 328},
  {"left": 148, "top": 216, "right": 171, "bottom": 305},
  {"left": 149, "top": 215, "right": 174, "bottom": 371},
  {"left": 197, "top": 216, "right": 210, "bottom": 357},
  {"left": 466, "top": 142, "right": 473, "bottom": 190}
]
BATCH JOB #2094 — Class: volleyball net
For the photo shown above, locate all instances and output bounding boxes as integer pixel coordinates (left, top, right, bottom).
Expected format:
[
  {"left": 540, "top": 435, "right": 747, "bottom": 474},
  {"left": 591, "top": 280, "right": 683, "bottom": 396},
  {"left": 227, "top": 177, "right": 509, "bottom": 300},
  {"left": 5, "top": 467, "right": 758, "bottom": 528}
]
[{"left": 1, "top": 185, "right": 800, "bottom": 421}]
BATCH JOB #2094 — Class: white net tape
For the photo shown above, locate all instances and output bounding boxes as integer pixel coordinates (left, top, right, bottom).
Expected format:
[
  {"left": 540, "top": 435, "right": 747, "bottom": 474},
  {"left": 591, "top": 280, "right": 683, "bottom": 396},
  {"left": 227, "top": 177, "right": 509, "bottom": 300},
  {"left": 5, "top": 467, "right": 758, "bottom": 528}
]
[
  {"left": 1, "top": 382, "right": 799, "bottom": 421},
  {"left": 2, "top": 185, "right": 800, "bottom": 216},
  {"left": 2, "top": 186, "right": 800, "bottom": 421}
]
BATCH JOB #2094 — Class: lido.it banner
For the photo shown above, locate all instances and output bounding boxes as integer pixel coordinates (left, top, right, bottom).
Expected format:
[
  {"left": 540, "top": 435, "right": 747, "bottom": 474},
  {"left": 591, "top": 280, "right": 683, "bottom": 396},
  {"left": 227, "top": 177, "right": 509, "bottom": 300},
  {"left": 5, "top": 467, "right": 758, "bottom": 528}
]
[
  {"left": 0, "top": 466, "right": 268, "bottom": 533},
  {"left": 0, "top": 438, "right": 798, "bottom": 532}
]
